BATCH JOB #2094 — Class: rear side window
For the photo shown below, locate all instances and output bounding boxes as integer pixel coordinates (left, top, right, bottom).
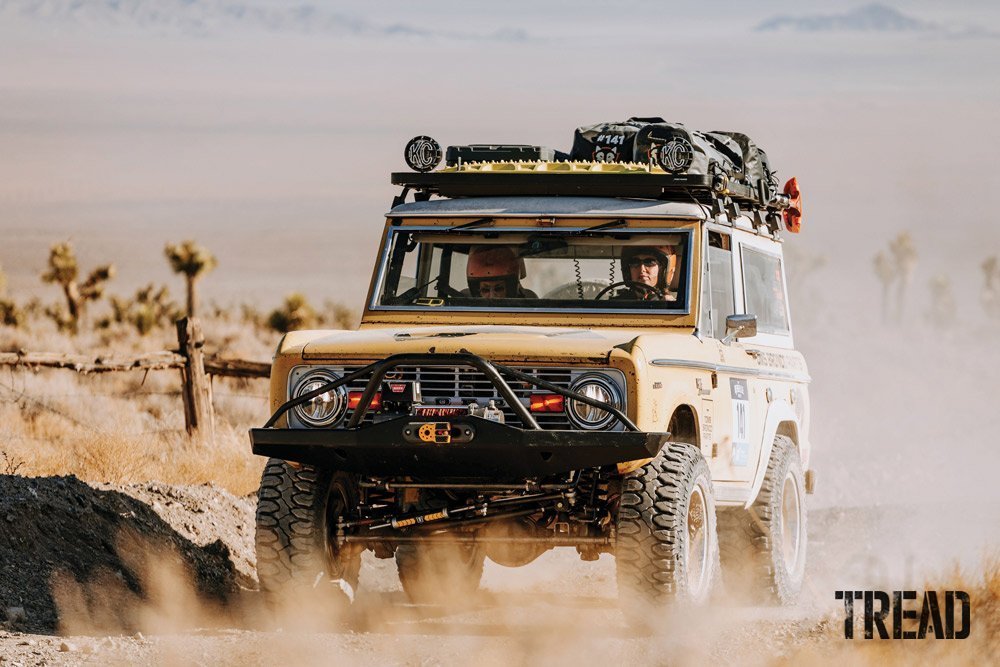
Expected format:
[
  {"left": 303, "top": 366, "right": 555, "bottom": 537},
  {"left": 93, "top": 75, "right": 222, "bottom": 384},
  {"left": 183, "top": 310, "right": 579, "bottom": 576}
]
[
  {"left": 741, "top": 247, "right": 789, "bottom": 335},
  {"left": 702, "top": 231, "right": 734, "bottom": 339}
]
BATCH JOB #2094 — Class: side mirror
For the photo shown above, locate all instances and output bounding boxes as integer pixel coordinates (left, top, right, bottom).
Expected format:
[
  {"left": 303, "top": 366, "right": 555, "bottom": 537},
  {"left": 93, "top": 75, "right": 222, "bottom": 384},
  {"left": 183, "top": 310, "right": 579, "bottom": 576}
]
[{"left": 722, "top": 314, "right": 757, "bottom": 345}]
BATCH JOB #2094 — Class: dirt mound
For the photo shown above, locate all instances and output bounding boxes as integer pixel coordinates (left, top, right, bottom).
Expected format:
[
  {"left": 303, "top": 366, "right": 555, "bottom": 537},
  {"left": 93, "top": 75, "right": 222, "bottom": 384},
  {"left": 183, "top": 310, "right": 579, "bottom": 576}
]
[{"left": 0, "top": 475, "right": 256, "bottom": 634}]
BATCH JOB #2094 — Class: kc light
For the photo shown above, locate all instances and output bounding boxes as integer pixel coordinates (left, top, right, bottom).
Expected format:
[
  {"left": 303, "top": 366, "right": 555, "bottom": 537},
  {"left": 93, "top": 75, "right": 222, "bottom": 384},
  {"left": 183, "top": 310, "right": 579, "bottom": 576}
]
[
  {"left": 567, "top": 375, "right": 622, "bottom": 430},
  {"left": 404, "top": 136, "right": 442, "bottom": 172},
  {"left": 292, "top": 370, "right": 348, "bottom": 427}
]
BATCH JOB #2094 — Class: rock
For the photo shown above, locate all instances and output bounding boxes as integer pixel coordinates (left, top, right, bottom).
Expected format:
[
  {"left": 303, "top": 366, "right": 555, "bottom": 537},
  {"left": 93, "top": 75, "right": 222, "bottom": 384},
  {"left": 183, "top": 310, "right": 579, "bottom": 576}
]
[{"left": 58, "top": 641, "right": 77, "bottom": 652}]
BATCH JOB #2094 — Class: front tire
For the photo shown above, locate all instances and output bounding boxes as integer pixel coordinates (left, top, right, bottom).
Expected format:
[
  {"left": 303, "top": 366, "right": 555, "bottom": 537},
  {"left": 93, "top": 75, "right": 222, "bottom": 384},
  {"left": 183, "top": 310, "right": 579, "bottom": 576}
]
[
  {"left": 615, "top": 442, "right": 720, "bottom": 613},
  {"left": 255, "top": 459, "right": 362, "bottom": 600},
  {"left": 718, "top": 436, "right": 807, "bottom": 605}
]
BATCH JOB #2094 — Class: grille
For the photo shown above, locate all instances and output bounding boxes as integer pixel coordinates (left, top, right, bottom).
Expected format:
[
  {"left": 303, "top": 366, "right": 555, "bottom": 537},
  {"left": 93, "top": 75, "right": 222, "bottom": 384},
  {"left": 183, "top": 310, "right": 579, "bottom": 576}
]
[{"left": 292, "top": 365, "right": 624, "bottom": 430}]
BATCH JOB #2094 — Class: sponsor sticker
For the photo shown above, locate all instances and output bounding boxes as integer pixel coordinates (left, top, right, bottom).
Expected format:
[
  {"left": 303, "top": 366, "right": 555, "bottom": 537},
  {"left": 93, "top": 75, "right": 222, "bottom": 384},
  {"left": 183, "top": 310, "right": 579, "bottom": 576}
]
[{"left": 730, "top": 378, "right": 750, "bottom": 466}]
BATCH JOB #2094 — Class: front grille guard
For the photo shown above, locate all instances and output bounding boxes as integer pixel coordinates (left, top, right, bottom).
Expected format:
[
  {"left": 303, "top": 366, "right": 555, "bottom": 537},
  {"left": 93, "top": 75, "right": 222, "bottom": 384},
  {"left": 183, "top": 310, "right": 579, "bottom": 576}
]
[{"left": 263, "top": 352, "right": 638, "bottom": 432}]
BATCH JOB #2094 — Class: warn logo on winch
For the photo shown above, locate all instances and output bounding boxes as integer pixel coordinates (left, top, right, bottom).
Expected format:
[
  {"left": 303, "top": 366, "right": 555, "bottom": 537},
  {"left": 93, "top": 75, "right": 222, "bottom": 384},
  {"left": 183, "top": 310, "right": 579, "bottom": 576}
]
[{"left": 413, "top": 406, "right": 466, "bottom": 418}]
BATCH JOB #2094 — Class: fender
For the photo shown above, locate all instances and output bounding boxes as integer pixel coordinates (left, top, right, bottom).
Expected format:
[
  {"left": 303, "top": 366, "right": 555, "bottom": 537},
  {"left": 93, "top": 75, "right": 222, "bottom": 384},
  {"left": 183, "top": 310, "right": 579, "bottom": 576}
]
[{"left": 744, "top": 399, "right": 799, "bottom": 509}]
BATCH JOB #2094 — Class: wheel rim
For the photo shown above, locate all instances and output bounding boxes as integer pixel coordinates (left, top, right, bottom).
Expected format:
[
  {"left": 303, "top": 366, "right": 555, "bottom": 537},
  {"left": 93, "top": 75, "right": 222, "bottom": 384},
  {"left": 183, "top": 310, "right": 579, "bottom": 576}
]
[
  {"left": 686, "top": 483, "right": 709, "bottom": 596},
  {"left": 780, "top": 471, "right": 802, "bottom": 573}
]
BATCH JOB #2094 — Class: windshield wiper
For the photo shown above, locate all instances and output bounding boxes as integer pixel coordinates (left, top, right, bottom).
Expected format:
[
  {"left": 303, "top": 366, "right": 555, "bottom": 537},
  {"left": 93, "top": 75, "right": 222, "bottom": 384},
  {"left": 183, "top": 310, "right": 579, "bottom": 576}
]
[
  {"left": 446, "top": 217, "right": 494, "bottom": 233},
  {"left": 570, "top": 218, "right": 627, "bottom": 235}
]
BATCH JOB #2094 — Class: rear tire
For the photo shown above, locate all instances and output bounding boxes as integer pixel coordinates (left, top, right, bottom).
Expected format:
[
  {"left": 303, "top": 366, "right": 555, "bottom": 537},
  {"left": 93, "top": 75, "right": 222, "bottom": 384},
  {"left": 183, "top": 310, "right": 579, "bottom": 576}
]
[
  {"left": 255, "top": 459, "right": 361, "bottom": 600},
  {"left": 718, "top": 436, "right": 807, "bottom": 605},
  {"left": 615, "top": 442, "right": 720, "bottom": 615},
  {"left": 395, "top": 542, "right": 485, "bottom": 605}
]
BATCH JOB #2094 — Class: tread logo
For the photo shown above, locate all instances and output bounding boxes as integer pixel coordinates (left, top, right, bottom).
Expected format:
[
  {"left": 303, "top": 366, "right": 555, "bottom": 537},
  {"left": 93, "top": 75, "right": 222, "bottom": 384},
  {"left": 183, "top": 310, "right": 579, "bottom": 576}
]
[{"left": 836, "top": 590, "right": 971, "bottom": 639}]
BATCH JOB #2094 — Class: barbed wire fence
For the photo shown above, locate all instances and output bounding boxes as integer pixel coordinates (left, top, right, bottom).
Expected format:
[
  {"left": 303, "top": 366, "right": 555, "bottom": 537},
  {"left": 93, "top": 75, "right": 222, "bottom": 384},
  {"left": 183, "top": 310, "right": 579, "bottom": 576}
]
[{"left": 0, "top": 317, "right": 270, "bottom": 445}]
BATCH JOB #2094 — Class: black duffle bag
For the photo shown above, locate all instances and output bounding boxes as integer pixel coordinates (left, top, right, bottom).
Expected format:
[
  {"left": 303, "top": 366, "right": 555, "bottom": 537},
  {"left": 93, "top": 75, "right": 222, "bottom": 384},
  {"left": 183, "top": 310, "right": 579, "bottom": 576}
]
[
  {"left": 708, "top": 131, "right": 777, "bottom": 202},
  {"left": 632, "top": 122, "right": 746, "bottom": 181},
  {"left": 569, "top": 117, "right": 667, "bottom": 163}
]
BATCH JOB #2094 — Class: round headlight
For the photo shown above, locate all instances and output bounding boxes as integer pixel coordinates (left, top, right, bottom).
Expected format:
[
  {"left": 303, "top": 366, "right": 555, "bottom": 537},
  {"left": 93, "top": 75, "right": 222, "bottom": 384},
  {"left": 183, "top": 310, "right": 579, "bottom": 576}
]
[
  {"left": 567, "top": 375, "right": 622, "bottom": 430},
  {"left": 292, "top": 370, "right": 348, "bottom": 427}
]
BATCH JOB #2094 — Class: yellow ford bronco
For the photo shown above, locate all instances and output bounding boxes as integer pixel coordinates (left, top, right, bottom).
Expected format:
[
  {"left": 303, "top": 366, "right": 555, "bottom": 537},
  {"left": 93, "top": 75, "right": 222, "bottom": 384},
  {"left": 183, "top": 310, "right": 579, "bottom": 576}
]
[{"left": 250, "top": 119, "right": 812, "bottom": 611}]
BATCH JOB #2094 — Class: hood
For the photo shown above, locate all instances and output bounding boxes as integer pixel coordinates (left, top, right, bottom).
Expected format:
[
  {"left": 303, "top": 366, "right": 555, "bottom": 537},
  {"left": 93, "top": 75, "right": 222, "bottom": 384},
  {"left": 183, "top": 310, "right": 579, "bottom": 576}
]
[{"left": 293, "top": 325, "right": 659, "bottom": 364}]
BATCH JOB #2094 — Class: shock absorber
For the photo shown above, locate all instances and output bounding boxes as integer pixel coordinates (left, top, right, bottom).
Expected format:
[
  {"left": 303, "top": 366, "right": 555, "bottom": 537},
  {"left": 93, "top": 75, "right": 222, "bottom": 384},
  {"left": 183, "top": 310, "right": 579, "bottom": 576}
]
[{"left": 370, "top": 508, "right": 454, "bottom": 530}]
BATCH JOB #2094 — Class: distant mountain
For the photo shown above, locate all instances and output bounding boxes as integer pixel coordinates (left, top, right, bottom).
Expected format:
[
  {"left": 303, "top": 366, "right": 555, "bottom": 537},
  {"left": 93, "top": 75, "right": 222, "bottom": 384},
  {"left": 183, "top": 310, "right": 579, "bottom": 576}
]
[
  {"left": 756, "top": 3, "right": 932, "bottom": 33},
  {"left": 0, "top": 0, "right": 530, "bottom": 41}
]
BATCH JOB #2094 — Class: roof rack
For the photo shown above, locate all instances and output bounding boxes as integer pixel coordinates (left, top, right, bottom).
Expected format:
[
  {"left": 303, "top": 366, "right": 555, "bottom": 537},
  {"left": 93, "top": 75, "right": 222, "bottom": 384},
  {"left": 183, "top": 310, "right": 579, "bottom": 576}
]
[
  {"left": 394, "top": 134, "right": 802, "bottom": 234},
  {"left": 391, "top": 161, "right": 759, "bottom": 207}
]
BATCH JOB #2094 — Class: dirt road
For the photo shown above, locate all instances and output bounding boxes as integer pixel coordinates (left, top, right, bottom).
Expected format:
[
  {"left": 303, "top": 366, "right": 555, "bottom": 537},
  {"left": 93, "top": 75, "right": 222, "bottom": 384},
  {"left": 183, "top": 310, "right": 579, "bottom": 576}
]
[{"left": 2, "top": 473, "right": 994, "bottom": 666}]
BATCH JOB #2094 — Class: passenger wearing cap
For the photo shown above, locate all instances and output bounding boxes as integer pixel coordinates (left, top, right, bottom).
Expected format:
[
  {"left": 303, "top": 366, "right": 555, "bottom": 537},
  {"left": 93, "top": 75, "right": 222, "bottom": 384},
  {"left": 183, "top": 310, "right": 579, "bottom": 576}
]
[
  {"left": 466, "top": 246, "right": 537, "bottom": 299},
  {"left": 615, "top": 246, "right": 677, "bottom": 301}
]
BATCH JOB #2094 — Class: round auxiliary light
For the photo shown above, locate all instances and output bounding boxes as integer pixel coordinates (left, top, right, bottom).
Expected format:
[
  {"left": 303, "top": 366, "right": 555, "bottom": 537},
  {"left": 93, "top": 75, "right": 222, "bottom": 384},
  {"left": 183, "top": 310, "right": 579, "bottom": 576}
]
[
  {"left": 292, "top": 370, "right": 348, "bottom": 427},
  {"left": 567, "top": 375, "right": 622, "bottom": 430},
  {"left": 711, "top": 172, "right": 729, "bottom": 194},
  {"left": 655, "top": 136, "right": 695, "bottom": 174},
  {"left": 404, "top": 135, "right": 442, "bottom": 172}
]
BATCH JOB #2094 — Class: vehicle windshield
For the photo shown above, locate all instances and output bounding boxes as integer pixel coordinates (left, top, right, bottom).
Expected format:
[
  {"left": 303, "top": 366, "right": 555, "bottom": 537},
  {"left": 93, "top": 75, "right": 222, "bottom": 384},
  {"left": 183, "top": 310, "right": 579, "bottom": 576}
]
[{"left": 373, "top": 228, "right": 691, "bottom": 312}]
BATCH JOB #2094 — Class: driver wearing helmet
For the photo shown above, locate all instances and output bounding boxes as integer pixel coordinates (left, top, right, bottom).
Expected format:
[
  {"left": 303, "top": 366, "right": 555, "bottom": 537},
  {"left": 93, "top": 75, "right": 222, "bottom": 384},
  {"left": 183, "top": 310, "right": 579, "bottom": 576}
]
[
  {"left": 466, "top": 246, "right": 537, "bottom": 299},
  {"left": 615, "top": 246, "right": 677, "bottom": 301}
]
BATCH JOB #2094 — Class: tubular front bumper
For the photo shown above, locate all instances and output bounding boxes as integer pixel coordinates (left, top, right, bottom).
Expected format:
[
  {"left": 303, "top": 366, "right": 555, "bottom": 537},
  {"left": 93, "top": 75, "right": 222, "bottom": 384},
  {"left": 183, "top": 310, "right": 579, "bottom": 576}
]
[
  {"left": 252, "top": 351, "right": 667, "bottom": 477},
  {"left": 250, "top": 417, "right": 667, "bottom": 477}
]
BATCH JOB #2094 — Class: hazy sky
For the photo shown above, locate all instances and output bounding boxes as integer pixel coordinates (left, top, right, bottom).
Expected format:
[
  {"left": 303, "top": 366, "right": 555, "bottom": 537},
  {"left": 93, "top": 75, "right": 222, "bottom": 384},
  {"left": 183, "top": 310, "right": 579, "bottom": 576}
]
[{"left": 1, "top": 1, "right": 998, "bottom": 309}]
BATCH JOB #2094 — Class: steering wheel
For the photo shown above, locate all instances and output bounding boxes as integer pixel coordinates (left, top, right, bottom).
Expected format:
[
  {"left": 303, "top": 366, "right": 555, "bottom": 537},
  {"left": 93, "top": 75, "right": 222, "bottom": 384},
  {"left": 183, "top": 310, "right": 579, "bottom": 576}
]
[
  {"left": 593, "top": 280, "right": 666, "bottom": 301},
  {"left": 398, "top": 281, "right": 466, "bottom": 304}
]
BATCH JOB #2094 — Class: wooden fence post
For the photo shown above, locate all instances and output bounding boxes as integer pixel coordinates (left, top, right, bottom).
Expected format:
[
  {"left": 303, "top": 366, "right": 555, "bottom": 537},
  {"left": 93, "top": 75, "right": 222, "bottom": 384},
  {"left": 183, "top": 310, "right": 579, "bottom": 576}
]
[{"left": 177, "top": 317, "right": 215, "bottom": 442}]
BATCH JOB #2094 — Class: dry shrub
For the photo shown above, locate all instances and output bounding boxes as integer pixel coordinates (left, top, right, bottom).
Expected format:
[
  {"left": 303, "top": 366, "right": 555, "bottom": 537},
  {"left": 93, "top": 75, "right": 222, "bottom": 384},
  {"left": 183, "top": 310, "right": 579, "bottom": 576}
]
[
  {"left": 0, "top": 368, "right": 266, "bottom": 495},
  {"left": 0, "top": 304, "right": 283, "bottom": 495}
]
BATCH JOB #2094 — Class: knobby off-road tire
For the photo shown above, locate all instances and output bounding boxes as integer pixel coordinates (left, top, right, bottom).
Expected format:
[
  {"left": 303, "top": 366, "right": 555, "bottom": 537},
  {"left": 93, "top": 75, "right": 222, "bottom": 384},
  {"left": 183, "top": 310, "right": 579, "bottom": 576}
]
[
  {"left": 255, "top": 459, "right": 361, "bottom": 599},
  {"left": 718, "top": 436, "right": 807, "bottom": 605},
  {"left": 395, "top": 543, "right": 486, "bottom": 605},
  {"left": 615, "top": 442, "right": 720, "bottom": 614}
]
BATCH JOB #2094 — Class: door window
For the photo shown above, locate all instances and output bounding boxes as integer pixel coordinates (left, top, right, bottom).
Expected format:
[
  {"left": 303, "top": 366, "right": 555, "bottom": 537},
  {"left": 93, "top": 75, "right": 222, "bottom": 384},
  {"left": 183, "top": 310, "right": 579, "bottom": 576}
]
[
  {"left": 741, "top": 247, "right": 790, "bottom": 335},
  {"left": 702, "top": 231, "right": 735, "bottom": 339}
]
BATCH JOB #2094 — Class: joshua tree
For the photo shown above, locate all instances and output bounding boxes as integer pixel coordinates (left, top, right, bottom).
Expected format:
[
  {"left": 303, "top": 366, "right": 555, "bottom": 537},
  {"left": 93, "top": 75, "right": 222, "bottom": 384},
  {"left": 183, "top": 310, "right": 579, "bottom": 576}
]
[
  {"left": 983, "top": 256, "right": 1000, "bottom": 320},
  {"left": 108, "top": 284, "right": 181, "bottom": 336},
  {"left": 873, "top": 251, "right": 895, "bottom": 324},
  {"left": 872, "top": 232, "right": 919, "bottom": 325},
  {"left": 0, "top": 262, "right": 21, "bottom": 328},
  {"left": 926, "top": 275, "right": 956, "bottom": 329},
  {"left": 165, "top": 240, "right": 217, "bottom": 319},
  {"left": 267, "top": 293, "right": 317, "bottom": 333},
  {"left": 888, "top": 232, "right": 918, "bottom": 324},
  {"left": 40, "top": 241, "right": 115, "bottom": 333}
]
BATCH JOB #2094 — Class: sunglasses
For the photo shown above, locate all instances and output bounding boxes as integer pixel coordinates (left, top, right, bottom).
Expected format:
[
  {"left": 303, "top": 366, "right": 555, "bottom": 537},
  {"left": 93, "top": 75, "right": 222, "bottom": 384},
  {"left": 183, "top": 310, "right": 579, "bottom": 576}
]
[{"left": 627, "top": 257, "right": 660, "bottom": 268}]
